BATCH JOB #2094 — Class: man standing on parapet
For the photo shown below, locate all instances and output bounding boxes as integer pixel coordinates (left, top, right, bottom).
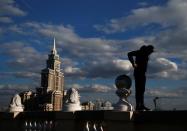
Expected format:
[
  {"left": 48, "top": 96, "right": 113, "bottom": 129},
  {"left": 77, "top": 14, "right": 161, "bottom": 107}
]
[{"left": 128, "top": 45, "right": 154, "bottom": 111}]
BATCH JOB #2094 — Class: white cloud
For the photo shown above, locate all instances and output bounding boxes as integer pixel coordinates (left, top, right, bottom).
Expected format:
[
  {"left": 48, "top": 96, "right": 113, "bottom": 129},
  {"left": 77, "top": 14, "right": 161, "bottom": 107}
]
[
  {"left": 0, "top": 71, "right": 39, "bottom": 79},
  {"left": 93, "top": 0, "right": 187, "bottom": 80},
  {"left": 0, "top": 0, "right": 26, "bottom": 25},
  {"left": 155, "top": 29, "right": 187, "bottom": 60},
  {"left": 146, "top": 86, "right": 185, "bottom": 98},
  {"left": 68, "top": 83, "right": 115, "bottom": 93},
  {"left": 113, "top": 59, "right": 132, "bottom": 70},
  {"left": 150, "top": 58, "right": 178, "bottom": 72},
  {"left": 0, "top": 84, "right": 34, "bottom": 91},
  {"left": 84, "top": 59, "right": 132, "bottom": 78},
  {"left": 23, "top": 22, "right": 117, "bottom": 57},
  {"left": 0, "top": 41, "right": 46, "bottom": 70},
  {"left": 0, "top": 84, "right": 35, "bottom": 109},
  {"left": 15, "top": 22, "right": 133, "bottom": 78},
  {"left": 95, "top": 0, "right": 187, "bottom": 34},
  {"left": 63, "top": 58, "right": 132, "bottom": 79},
  {"left": 64, "top": 66, "right": 85, "bottom": 77},
  {"left": 0, "top": 0, "right": 26, "bottom": 16},
  {"left": 3, "top": 21, "right": 187, "bottom": 80},
  {"left": 8, "top": 25, "right": 26, "bottom": 34},
  {"left": 0, "top": 16, "right": 12, "bottom": 23},
  {"left": 89, "top": 84, "right": 114, "bottom": 92},
  {"left": 1, "top": 1, "right": 187, "bottom": 81},
  {"left": 148, "top": 58, "right": 180, "bottom": 79},
  {"left": 0, "top": 41, "right": 46, "bottom": 84},
  {"left": 144, "top": 86, "right": 187, "bottom": 110}
]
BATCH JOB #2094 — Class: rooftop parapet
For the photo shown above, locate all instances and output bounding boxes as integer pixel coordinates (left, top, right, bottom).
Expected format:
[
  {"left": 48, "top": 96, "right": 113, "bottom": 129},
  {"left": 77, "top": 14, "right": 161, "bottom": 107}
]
[{"left": 0, "top": 110, "right": 187, "bottom": 131}]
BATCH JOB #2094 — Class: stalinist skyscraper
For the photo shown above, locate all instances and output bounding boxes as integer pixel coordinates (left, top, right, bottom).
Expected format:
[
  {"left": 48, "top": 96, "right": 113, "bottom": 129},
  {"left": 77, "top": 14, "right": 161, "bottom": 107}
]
[
  {"left": 19, "top": 38, "right": 64, "bottom": 111},
  {"left": 40, "top": 38, "right": 64, "bottom": 111}
]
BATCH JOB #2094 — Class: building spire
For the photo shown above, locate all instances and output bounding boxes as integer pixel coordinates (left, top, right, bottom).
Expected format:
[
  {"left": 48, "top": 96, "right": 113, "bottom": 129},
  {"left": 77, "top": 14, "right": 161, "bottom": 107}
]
[{"left": 52, "top": 37, "right": 57, "bottom": 55}]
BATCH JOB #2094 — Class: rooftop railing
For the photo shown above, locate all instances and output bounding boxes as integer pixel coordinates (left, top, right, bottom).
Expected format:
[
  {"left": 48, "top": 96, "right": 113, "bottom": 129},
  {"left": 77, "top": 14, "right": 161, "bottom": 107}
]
[{"left": 1, "top": 111, "right": 187, "bottom": 131}]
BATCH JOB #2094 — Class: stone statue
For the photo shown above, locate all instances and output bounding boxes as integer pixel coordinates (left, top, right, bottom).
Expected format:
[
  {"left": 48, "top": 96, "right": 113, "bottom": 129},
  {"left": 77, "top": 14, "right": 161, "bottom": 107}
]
[
  {"left": 64, "top": 88, "right": 80, "bottom": 104},
  {"left": 63, "top": 88, "right": 81, "bottom": 112},
  {"left": 9, "top": 94, "right": 24, "bottom": 112},
  {"left": 114, "top": 75, "right": 133, "bottom": 111}
]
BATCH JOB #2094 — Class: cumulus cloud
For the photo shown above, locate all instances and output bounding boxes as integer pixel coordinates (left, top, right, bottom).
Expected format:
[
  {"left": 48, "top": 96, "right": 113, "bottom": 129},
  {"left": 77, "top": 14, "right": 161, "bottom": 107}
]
[
  {"left": 0, "top": 83, "right": 36, "bottom": 108},
  {"left": 94, "top": 0, "right": 187, "bottom": 60},
  {"left": 0, "top": 41, "right": 46, "bottom": 71},
  {"left": 1, "top": 0, "right": 187, "bottom": 109},
  {"left": 0, "top": 83, "right": 32, "bottom": 90},
  {"left": 0, "top": 0, "right": 26, "bottom": 16},
  {"left": 84, "top": 59, "right": 132, "bottom": 78},
  {"left": 93, "top": 0, "right": 187, "bottom": 80},
  {"left": 144, "top": 86, "right": 187, "bottom": 110},
  {"left": 1, "top": 0, "right": 187, "bottom": 81},
  {"left": 67, "top": 83, "right": 115, "bottom": 93},
  {"left": 22, "top": 22, "right": 118, "bottom": 61},
  {"left": 8, "top": 25, "right": 26, "bottom": 34},
  {"left": 94, "top": 0, "right": 187, "bottom": 34},
  {"left": 146, "top": 86, "right": 186, "bottom": 98},
  {"left": 0, "top": 41, "right": 46, "bottom": 84},
  {"left": 0, "top": 71, "right": 39, "bottom": 79},
  {"left": 148, "top": 58, "right": 178, "bottom": 79},
  {"left": 155, "top": 29, "right": 187, "bottom": 60},
  {"left": 0, "top": 16, "right": 12, "bottom": 23},
  {"left": 12, "top": 22, "right": 133, "bottom": 78},
  {"left": 2, "top": 21, "right": 186, "bottom": 80},
  {"left": 64, "top": 66, "right": 85, "bottom": 77},
  {"left": 0, "top": 0, "right": 26, "bottom": 25}
]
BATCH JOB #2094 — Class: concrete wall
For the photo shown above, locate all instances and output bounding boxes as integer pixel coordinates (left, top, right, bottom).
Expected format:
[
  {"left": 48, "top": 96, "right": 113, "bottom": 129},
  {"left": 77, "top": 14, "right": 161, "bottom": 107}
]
[{"left": 0, "top": 111, "right": 187, "bottom": 131}]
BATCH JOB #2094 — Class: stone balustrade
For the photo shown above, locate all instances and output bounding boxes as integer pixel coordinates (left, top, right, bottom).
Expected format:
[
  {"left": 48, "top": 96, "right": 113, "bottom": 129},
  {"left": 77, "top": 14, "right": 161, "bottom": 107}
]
[{"left": 0, "top": 111, "right": 187, "bottom": 131}]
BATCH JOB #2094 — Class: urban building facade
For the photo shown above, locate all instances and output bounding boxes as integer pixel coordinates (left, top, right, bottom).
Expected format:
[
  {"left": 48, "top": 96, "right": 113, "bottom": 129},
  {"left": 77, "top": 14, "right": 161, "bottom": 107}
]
[{"left": 20, "top": 38, "right": 64, "bottom": 111}]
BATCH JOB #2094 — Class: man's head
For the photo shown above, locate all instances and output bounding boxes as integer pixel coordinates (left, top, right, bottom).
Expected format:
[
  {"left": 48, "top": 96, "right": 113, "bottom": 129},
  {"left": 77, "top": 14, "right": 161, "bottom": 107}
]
[
  {"left": 140, "top": 45, "right": 147, "bottom": 51},
  {"left": 139, "top": 45, "right": 154, "bottom": 55},
  {"left": 146, "top": 45, "right": 154, "bottom": 55}
]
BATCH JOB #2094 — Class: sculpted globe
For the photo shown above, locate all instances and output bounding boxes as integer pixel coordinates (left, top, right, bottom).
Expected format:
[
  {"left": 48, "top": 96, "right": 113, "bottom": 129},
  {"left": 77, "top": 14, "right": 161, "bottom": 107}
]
[{"left": 115, "top": 75, "right": 132, "bottom": 89}]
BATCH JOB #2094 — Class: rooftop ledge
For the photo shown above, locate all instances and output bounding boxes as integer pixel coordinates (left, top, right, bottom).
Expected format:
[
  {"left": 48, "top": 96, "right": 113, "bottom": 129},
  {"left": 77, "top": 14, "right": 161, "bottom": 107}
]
[
  {"left": 1, "top": 110, "right": 187, "bottom": 122},
  {"left": 1, "top": 111, "right": 187, "bottom": 131}
]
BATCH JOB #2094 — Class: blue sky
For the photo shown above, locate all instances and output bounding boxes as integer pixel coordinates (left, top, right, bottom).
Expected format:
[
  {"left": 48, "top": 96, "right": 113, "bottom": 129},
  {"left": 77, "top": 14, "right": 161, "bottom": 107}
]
[{"left": 0, "top": 0, "right": 187, "bottom": 110}]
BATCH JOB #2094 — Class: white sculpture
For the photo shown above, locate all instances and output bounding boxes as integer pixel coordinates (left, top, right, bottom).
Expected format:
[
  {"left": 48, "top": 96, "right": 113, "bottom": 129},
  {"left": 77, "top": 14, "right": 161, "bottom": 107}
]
[
  {"left": 63, "top": 88, "right": 81, "bottom": 112},
  {"left": 9, "top": 94, "right": 24, "bottom": 112},
  {"left": 115, "top": 88, "right": 133, "bottom": 111},
  {"left": 114, "top": 75, "right": 133, "bottom": 111}
]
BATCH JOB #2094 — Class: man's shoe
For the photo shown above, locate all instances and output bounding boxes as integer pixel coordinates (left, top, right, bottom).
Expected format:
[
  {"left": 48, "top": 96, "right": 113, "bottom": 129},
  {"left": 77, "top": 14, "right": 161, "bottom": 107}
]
[
  {"left": 136, "top": 106, "right": 151, "bottom": 111},
  {"left": 136, "top": 107, "right": 144, "bottom": 111},
  {"left": 142, "top": 106, "right": 151, "bottom": 111}
]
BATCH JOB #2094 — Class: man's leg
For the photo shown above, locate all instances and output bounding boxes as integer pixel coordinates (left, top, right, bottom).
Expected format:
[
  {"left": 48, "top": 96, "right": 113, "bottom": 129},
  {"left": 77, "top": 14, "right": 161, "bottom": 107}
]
[
  {"left": 135, "top": 73, "right": 149, "bottom": 110},
  {"left": 135, "top": 73, "right": 144, "bottom": 109},
  {"left": 139, "top": 75, "right": 150, "bottom": 110},
  {"left": 140, "top": 74, "right": 146, "bottom": 107}
]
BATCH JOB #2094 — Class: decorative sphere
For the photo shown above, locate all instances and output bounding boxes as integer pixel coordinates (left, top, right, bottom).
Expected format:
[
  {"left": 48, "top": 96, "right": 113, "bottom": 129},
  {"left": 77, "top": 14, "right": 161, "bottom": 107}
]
[{"left": 115, "top": 75, "right": 132, "bottom": 89}]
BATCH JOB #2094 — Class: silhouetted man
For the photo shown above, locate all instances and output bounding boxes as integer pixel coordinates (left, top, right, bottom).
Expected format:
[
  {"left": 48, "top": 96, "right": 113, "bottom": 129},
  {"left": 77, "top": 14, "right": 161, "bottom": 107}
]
[{"left": 128, "top": 45, "right": 154, "bottom": 111}]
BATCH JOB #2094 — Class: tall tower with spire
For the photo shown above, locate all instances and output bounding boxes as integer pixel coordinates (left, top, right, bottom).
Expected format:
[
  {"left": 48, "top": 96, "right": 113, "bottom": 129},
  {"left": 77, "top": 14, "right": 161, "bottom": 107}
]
[{"left": 40, "top": 38, "right": 64, "bottom": 111}]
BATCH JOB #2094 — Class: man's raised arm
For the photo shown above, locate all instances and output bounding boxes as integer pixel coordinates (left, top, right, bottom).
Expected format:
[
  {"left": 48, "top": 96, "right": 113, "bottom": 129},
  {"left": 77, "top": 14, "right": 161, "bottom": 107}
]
[{"left": 128, "top": 51, "right": 137, "bottom": 68}]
